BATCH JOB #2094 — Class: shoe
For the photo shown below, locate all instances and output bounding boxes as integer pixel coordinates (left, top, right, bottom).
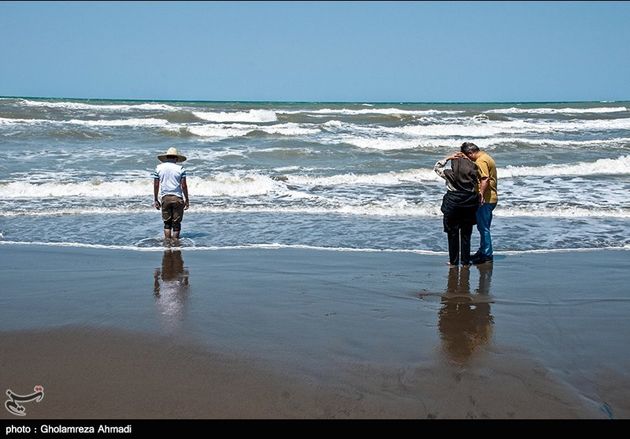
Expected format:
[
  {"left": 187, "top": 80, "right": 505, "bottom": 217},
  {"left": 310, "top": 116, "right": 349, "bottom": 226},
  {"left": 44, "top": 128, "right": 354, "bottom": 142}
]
[{"left": 472, "top": 255, "right": 493, "bottom": 264}]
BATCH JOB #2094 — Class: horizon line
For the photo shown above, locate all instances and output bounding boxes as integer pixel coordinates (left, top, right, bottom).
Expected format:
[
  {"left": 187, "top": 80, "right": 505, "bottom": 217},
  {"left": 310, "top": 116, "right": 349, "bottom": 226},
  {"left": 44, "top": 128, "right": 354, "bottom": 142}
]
[{"left": 1, "top": 95, "right": 628, "bottom": 105}]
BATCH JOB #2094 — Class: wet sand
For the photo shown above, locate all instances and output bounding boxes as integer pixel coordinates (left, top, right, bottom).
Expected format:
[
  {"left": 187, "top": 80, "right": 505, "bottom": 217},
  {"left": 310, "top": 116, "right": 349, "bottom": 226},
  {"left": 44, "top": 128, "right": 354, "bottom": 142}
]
[{"left": 1, "top": 244, "right": 629, "bottom": 418}]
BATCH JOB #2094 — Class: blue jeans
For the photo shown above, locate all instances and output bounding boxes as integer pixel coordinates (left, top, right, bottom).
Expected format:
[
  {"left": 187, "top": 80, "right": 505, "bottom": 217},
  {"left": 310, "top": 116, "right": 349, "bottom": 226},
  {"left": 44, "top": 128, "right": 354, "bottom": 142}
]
[{"left": 476, "top": 203, "right": 496, "bottom": 257}]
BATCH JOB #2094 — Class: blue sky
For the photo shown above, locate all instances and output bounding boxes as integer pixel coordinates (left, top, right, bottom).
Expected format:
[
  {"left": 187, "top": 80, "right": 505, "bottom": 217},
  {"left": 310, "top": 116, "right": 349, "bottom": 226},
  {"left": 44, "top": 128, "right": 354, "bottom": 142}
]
[{"left": 1, "top": 1, "right": 629, "bottom": 102}]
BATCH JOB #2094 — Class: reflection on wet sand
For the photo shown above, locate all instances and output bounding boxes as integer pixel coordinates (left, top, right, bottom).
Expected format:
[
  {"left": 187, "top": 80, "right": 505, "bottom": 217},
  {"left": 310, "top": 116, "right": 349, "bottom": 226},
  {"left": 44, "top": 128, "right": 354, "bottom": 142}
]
[
  {"left": 438, "top": 264, "right": 494, "bottom": 364},
  {"left": 153, "top": 250, "right": 190, "bottom": 329}
]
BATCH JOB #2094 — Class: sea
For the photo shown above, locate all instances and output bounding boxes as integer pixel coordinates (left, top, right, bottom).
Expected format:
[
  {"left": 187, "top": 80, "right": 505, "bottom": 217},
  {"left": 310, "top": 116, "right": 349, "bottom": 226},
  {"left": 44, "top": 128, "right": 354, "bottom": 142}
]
[{"left": 1, "top": 97, "right": 629, "bottom": 254}]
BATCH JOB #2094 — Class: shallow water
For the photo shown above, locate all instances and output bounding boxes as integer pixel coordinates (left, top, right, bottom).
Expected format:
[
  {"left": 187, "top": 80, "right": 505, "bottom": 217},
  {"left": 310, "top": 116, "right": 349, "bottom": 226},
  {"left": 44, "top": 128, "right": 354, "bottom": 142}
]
[{"left": 1, "top": 98, "right": 629, "bottom": 253}]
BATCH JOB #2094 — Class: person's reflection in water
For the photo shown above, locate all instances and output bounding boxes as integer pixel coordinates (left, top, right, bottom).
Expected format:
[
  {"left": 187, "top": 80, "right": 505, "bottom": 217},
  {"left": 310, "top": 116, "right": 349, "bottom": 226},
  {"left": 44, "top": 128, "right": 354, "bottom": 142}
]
[
  {"left": 153, "top": 250, "right": 190, "bottom": 330},
  {"left": 438, "top": 264, "right": 494, "bottom": 364}
]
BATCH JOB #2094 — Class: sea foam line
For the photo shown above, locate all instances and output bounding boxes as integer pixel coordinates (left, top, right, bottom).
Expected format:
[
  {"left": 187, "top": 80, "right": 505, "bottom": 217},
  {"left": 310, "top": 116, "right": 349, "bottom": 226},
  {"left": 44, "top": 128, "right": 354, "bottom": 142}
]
[
  {"left": 2, "top": 205, "right": 629, "bottom": 219},
  {"left": 18, "top": 99, "right": 176, "bottom": 112},
  {"left": 3, "top": 154, "right": 628, "bottom": 199},
  {"left": 277, "top": 108, "right": 465, "bottom": 116},
  {"left": 192, "top": 109, "right": 278, "bottom": 123},
  {"left": 0, "top": 240, "right": 628, "bottom": 254},
  {"left": 484, "top": 106, "right": 628, "bottom": 114}
]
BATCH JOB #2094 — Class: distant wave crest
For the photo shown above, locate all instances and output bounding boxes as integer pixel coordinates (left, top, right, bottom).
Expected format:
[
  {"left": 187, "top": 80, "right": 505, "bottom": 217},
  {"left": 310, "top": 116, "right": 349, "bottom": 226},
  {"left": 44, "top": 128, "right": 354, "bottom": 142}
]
[{"left": 484, "top": 106, "right": 628, "bottom": 114}]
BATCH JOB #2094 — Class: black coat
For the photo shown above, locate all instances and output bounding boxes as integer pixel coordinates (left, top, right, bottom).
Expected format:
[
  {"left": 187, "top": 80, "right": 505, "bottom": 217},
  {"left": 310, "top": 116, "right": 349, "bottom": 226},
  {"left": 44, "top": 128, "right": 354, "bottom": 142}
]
[{"left": 441, "top": 190, "right": 479, "bottom": 232}]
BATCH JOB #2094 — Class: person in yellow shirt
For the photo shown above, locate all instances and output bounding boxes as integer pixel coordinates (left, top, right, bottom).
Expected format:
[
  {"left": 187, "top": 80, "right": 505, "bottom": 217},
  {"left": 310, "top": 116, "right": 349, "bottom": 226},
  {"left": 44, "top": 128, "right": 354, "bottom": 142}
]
[{"left": 461, "top": 142, "right": 497, "bottom": 264}]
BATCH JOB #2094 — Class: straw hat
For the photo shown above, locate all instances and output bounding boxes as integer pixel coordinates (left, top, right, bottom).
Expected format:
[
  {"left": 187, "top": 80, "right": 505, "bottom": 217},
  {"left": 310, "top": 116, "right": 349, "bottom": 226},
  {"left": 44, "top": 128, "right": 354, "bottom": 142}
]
[{"left": 157, "top": 147, "right": 187, "bottom": 163}]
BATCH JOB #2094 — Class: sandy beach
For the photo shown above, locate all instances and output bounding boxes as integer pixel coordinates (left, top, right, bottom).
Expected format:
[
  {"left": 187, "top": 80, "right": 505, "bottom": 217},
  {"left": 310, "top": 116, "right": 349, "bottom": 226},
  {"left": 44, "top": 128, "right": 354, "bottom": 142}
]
[{"left": 1, "top": 244, "right": 629, "bottom": 419}]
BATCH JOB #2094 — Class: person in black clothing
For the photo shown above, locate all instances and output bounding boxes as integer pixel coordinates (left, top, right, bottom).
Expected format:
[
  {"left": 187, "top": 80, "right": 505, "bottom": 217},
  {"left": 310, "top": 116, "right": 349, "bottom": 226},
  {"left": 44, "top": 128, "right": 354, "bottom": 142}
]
[
  {"left": 438, "top": 264, "right": 494, "bottom": 364},
  {"left": 434, "top": 153, "right": 480, "bottom": 266}
]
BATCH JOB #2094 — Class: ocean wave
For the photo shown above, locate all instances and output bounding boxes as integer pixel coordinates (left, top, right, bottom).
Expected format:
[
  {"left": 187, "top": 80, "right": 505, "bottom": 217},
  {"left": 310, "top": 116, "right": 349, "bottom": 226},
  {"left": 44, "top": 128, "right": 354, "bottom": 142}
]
[
  {"left": 336, "top": 136, "right": 427, "bottom": 150},
  {"left": 0, "top": 116, "right": 169, "bottom": 128},
  {"left": 382, "top": 118, "right": 630, "bottom": 138},
  {"left": 286, "top": 155, "right": 630, "bottom": 184},
  {"left": 162, "top": 110, "right": 209, "bottom": 123},
  {"left": 183, "top": 124, "right": 254, "bottom": 139},
  {"left": 0, "top": 116, "right": 48, "bottom": 126},
  {"left": 501, "top": 154, "right": 630, "bottom": 177},
  {"left": 316, "top": 115, "right": 630, "bottom": 140},
  {"left": 315, "top": 119, "right": 630, "bottom": 150},
  {"left": 3, "top": 114, "right": 630, "bottom": 143},
  {"left": 0, "top": 172, "right": 288, "bottom": 198},
  {"left": 2, "top": 200, "right": 629, "bottom": 219},
  {"left": 336, "top": 136, "right": 630, "bottom": 151},
  {"left": 18, "top": 99, "right": 177, "bottom": 112},
  {"left": 181, "top": 123, "right": 319, "bottom": 139},
  {"left": 192, "top": 109, "right": 278, "bottom": 123},
  {"left": 484, "top": 106, "right": 628, "bottom": 115},
  {"left": 277, "top": 108, "right": 465, "bottom": 116},
  {"left": 2, "top": 155, "right": 628, "bottom": 199},
  {"left": 67, "top": 118, "right": 168, "bottom": 127},
  {"left": 287, "top": 170, "right": 438, "bottom": 186},
  {"left": 485, "top": 137, "right": 630, "bottom": 147}
]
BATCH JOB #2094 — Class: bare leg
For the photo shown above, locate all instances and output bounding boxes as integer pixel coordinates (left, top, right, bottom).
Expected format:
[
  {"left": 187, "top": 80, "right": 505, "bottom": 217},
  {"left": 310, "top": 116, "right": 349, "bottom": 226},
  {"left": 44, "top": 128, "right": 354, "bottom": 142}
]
[
  {"left": 163, "top": 228, "right": 172, "bottom": 240},
  {"left": 171, "top": 229, "right": 180, "bottom": 240}
]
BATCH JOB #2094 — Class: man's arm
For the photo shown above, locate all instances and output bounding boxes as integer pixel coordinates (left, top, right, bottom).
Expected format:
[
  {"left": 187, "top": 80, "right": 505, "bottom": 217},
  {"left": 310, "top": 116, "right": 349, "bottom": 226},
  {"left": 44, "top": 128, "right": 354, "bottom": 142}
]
[
  {"left": 478, "top": 177, "right": 489, "bottom": 205},
  {"left": 476, "top": 157, "right": 490, "bottom": 205},
  {"left": 181, "top": 177, "right": 189, "bottom": 210},
  {"left": 153, "top": 179, "right": 161, "bottom": 209}
]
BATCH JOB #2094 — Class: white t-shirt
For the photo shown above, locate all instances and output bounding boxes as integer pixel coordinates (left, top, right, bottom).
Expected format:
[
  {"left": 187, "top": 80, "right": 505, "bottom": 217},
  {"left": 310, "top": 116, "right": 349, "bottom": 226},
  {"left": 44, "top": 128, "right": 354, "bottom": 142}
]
[{"left": 152, "top": 162, "right": 186, "bottom": 199}]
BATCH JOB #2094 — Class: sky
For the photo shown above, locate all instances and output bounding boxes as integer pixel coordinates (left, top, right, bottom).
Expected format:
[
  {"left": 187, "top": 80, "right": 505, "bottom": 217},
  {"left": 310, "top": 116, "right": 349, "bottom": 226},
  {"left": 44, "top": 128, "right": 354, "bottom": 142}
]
[{"left": 1, "top": 1, "right": 629, "bottom": 102}]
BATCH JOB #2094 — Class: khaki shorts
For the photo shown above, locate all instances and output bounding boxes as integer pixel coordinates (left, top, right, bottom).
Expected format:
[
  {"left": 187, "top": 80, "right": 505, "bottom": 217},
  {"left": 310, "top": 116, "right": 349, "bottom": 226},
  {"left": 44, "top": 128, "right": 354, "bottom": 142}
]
[{"left": 161, "top": 195, "right": 185, "bottom": 231}]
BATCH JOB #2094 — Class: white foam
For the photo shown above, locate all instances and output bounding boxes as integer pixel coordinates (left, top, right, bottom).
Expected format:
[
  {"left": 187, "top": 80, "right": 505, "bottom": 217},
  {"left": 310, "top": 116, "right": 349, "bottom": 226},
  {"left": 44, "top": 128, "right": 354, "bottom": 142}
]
[
  {"left": 0, "top": 180, "right": 153, "bottom": 198},
  {"left": 484, "top": 106, "right": 628, "bottom": 114},
  {"left": 4, "top": 199, "right": 628, "bottom": 219},
  {"left": 192, "top": 172, "right": 283, "bottom": 197},
  {"left": 287, "top": 155, "right": 630, "bottom": 185},
  {"left": 278, "top": 108, "right": 465, "bottom": 116},
  {"left": 19, "top": 99, "right": 176, "bottom": 112},
  {"left": 0, "top": 116, "right": 169, "bottom": 128},
  {"left": 0, "top": 117, "right": 47, "bottom": 126},
  {"left": 317, "top": 118, "right": 630, "bottom": 144},
  {"left": 485, "top": 137, "right": 630, "bottom": 147},
  {"left": 0, "top": 240, "right": 627, "bottom": 255},
  {"left": 3, "top": 112, "right": 630, "bottom": 147},
  {"left": 0, "top": 239, "right": 445, "bottom": 254},
  {"left": 287, "top": 169, "right": 438, "bottom": 186},
  {"left": 256, "top": 123, "right": 320, "bottom": 136},
  {"left": 384, "top": 118, "right": 630, "bottom": 138},
  {"left": 330, "top": 136, "right": 630, "bottom": 151},
  {"left": 338, "top": 136, "right": 424, "bottom": 150},
  {"left": 0, "top": 172, "right": 285, "bottom": 199},
  {"left": 183, "top": 122, "right": 319, "bottom": 139},
  {"left": 494, "top": 206, "right": 630, "bottom": 219},
  {"left": 500, "top": 155, "right": 630, "bottom": 178},
  {"left": 67, "top": 118, "right": 169, "bottom": 127},
  {"left": 0, "top": 207, "right": 151, "bottom": 217},
  {"left": 185, "top": 124, "right": 253, "bottom": 139},
  {"left": 3, "top": 155, "right": 628, "bottom": 200},
  {"left": 192, "top": 109, "right": 278, "bottom": 123}
]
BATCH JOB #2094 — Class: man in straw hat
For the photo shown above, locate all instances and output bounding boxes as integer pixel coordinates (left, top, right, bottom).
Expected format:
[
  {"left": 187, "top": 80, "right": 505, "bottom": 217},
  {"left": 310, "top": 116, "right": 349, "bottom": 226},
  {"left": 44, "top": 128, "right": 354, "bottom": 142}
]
[{"left": 152, "top": 147, "right": 190, "bottom": 241}]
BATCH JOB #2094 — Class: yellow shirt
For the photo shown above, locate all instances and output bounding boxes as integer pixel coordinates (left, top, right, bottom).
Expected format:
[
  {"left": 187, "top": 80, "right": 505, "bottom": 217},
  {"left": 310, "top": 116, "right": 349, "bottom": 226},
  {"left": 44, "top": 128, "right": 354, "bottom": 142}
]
[{"left": 475, "top": 152, "right": 498, "bottom": 204}]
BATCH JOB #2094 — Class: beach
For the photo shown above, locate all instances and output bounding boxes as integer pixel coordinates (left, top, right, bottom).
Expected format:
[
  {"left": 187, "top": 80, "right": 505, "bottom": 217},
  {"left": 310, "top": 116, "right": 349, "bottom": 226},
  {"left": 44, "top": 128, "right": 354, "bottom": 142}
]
[{"left": 1, "top": 244, "right": 628, "bottom": 419}]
